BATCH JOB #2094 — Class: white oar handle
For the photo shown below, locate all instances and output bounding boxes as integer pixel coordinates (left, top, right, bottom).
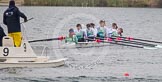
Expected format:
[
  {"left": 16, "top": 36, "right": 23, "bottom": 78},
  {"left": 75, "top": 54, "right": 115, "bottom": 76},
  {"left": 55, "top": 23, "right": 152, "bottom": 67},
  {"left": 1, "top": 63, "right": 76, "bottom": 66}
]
[{"left": 21, "top": 17, "right": 34, "bottom": 24}]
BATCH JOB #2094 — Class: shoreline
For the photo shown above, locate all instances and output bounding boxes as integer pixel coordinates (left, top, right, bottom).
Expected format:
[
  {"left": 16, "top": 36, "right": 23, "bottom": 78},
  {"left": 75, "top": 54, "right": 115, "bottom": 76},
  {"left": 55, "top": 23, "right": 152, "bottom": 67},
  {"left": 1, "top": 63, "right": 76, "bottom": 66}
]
[
  {"left": 0, "top": 5, "right": 161, "bottom": 9},
  {"left": 1, "top": 0, "right": 162, "bottom": 8}
]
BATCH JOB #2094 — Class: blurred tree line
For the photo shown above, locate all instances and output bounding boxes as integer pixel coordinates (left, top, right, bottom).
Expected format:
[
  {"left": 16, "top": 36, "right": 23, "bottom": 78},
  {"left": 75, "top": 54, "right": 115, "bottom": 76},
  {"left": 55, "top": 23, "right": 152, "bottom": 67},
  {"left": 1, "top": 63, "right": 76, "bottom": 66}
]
[
  {"left": 159, "top": 0, "right": 162, "bottom": 7},
  {"left": 24, "top": 0, "right": 162, "bottom": 8}
]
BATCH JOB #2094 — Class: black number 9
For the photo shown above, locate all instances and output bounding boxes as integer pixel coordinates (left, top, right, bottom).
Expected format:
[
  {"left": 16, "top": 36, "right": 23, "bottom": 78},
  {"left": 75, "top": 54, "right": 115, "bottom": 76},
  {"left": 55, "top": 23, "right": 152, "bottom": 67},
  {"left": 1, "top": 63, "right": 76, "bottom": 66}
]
[
  {"left": 3, "top": 48, "right": 9, "bottom": 56},
  {"left": 23, "top": 43, "right": 27, "bottom": 52}
]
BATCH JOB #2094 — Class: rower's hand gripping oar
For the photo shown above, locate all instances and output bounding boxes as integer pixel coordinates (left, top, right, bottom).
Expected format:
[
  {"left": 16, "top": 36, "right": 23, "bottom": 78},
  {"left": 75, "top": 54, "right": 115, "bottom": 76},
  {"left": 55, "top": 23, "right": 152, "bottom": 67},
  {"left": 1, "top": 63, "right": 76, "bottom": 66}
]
[{"left": 29, "top": 36, "right": 65, "bottom": 43}]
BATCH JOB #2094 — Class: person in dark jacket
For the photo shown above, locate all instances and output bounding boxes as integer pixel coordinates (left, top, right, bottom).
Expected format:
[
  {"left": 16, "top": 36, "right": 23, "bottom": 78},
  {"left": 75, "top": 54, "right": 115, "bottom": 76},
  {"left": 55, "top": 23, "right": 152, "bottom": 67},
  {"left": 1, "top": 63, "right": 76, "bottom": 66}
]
[
  {"left": 3, "top": 0, "right": 27, "bottom": 47},
  {"left": 0, "top": 25, "right": 6, "bottom": 46}
]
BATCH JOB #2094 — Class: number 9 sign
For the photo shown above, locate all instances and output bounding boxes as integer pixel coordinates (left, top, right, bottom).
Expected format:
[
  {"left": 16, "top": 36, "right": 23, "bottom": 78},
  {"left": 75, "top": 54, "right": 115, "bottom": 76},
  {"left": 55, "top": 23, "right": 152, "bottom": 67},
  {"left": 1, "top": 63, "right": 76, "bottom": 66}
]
[{"left": 3, "top": 48, "right": 9, "bottom": 56}]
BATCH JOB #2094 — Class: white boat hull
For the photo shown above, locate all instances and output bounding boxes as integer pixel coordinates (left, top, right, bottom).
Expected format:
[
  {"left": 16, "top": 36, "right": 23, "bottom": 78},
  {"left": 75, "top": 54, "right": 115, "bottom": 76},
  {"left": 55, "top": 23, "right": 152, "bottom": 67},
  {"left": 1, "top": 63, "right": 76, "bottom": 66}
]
[
  {"left": 0, "top": 58, "right": 67, "bottom": 68},
  {"left": 61, "top": 42, "right": 111, "bottom": 49}
]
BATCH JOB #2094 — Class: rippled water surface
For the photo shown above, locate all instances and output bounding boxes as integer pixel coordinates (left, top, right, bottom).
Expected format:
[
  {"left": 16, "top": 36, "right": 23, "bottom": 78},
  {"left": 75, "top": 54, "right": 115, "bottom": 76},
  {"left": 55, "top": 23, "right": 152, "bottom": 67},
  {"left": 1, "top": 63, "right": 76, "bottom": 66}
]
[{"left": 0, "top": 7, "right": 162, "bottom": 82}]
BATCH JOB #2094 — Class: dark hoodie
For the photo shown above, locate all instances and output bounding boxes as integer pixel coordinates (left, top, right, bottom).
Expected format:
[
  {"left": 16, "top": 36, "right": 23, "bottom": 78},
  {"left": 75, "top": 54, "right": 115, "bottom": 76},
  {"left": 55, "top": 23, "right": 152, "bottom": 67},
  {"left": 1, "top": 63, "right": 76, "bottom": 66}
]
[
  {"left": 9, "top": 0, "right": 15, "bottom": 8},
  {"left": 3, "top": 0, "right": 27, "bottom": 33},
  {"left": 0, "top": 25, "right": 6, "bottom": 46}
]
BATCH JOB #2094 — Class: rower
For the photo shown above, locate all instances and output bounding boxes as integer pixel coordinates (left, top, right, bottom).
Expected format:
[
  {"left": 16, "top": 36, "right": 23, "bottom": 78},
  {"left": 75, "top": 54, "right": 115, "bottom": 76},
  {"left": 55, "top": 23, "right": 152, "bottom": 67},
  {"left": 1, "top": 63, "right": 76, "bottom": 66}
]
[
  {"left": 112, "top": 23, "right": 118, "bottom": 32},
  {"left": 90, "top": 23, "right": 97, "bottom": 37},
  {"left": 65, "top": 28, "right": 78, "bottom": 44},
  {"left": 75, "top": 24, "right": 85, "bottom": 42},
  {"left": 112, "top": 28, "right": 124, "bottom": 37},
  {"left": 107, "top": 23, "right": 118, "bottom": 37},
  {"left": 86, "top": 23, "right": 95, "bottom": 41},
  {"left": 97, "top": 20, "right": 107, "bottom": 39}
]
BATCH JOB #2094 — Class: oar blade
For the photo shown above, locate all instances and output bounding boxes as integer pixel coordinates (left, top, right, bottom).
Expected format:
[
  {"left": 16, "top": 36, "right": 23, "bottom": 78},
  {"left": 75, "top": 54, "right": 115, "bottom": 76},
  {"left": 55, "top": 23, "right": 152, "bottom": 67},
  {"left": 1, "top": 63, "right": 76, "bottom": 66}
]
[
  {"left": 155, "top": 45, "right": 162, "bottom": 48},
  {"left": 143, "top": 46, "right": 158, "bottom": 50}
]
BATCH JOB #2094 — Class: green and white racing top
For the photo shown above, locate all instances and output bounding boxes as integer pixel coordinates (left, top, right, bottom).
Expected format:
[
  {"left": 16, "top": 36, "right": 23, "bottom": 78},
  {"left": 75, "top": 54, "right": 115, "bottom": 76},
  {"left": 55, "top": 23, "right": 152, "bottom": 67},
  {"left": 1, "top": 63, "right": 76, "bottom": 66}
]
[
  {"left": 75, "top": 29, "right": 84, "bottom": 39},
  {"left": 97, "top": 27, "right": 106, "bottom": 38},
  {"left": 65, "top": 35, "right": 78, "bottom": 44},
  {"left": 86, "top": 29, "right": 94, "bottom": 37},
  {"left": 111, "top": 31, "right": 121, "bottom": 37}
]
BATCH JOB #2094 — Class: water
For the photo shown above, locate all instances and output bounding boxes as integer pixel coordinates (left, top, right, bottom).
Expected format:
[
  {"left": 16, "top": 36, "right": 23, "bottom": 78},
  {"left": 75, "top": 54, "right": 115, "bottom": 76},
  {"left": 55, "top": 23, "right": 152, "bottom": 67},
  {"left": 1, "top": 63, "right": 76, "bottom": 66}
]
[{"left": 0, "top": 7, "right": 162, "bottom": 82}]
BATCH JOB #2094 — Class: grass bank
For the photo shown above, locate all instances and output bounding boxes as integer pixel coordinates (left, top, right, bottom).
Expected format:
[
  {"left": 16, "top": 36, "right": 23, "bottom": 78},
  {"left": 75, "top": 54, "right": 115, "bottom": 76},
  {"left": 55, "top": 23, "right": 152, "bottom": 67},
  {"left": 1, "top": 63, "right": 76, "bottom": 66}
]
[{"left": 24, "top": 0, "right": 161, "bottom": 7}]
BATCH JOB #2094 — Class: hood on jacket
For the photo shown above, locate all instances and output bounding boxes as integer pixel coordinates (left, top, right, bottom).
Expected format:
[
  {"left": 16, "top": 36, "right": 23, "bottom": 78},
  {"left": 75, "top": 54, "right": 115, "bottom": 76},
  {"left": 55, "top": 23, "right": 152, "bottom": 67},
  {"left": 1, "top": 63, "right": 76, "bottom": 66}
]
[{"left": 9, "top": 0, "right": 15, "bottom": 8}]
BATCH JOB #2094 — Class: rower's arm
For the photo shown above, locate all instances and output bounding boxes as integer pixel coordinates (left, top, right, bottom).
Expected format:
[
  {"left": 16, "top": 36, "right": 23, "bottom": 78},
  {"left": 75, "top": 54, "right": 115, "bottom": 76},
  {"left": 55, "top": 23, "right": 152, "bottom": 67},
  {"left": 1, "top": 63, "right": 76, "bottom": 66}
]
[
  {"left": 74, "top": 35, "right": 78, "bottom": 44},
  {"left": 83, "top": 31, "right": 87, "bottom": 38},
  {"left": 104, "top": 28, "right": 108, "bottom": 38},
  {"left": 92, "top": 29, "right": 95, "bottom": 36},
  {"left": 65, "top": 37, "right": 67, "bottom": 43}
]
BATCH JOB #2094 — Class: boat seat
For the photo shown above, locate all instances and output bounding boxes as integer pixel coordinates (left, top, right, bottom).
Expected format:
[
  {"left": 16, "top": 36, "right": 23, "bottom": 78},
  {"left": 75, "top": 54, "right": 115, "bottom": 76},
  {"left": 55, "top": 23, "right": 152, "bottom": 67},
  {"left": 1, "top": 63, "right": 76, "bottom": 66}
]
[{"left": 2, "top": 36, "right": 14, "bottom": 47}]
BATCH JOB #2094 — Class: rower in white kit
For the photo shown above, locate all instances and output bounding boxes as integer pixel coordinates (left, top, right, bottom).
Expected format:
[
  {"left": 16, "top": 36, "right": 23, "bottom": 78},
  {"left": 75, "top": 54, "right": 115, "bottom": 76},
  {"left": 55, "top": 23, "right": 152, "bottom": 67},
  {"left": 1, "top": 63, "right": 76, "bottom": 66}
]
[
  {"left": 90, "top": 23, "right": 97, "bottom": 37},
  {"left": 75, "top": 24, "right": 86, "bottom": 42}
]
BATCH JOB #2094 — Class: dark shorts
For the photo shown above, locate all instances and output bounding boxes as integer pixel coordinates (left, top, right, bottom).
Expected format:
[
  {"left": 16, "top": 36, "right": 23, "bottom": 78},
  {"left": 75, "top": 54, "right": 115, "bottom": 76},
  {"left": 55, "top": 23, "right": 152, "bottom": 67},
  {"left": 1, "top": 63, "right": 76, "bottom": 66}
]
[
  {"left": 78, "top": 38, "right": 85, "bottom": 42},
  {"left": 87, "top": 36, "right": 95, "bottom": 41},
  {"left": 97, "top": 34, "right": 104, "bottom": 40}
]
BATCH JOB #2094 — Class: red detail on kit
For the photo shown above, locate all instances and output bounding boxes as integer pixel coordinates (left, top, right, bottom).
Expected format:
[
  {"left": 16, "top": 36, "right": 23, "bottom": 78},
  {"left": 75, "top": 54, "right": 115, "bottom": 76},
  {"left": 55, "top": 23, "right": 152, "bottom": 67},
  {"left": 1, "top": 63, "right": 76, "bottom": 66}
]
[
  {"left": 129, "top": 37, "right": 134, "bottom": 41},
  {"left": 126, "top": 37, "right": 134, "bottom": 41},
  {"left": 96, "top": 39, "right": 101, "bottom": 43},
  {"left": 126, "top": 37, "right": 129, "bottom": 40},
  {"left": 116, "top": 37, "right": 122, "bottom": 41},
  {"left": 124, "top": 72, "right": 129, "bottom": 77},
  {"left": 58, "top": 36, "right": 65, "bottom": 40},
  {"left": 107, "top": 38, "right": 112, "bottom": 42}
]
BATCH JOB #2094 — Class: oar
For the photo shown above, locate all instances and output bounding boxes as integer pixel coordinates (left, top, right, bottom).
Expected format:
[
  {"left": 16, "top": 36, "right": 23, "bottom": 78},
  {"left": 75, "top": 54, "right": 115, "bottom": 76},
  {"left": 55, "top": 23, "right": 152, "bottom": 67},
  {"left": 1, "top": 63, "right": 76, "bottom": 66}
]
[
  {"left": 29, "top": 36, "right": 65, "bottom": 43},
  {"left": 113, "top": 36, "right": 162, "bottom": 44},
  {"left": 87, "top": 38, "right": 158, "bottom": 50},
  {"left": 95, "top": 37, "right": 162, "bottom": 49},
  {"left": 109, "top": 37, "right": 162, "bottom": 48},
  {"left": 21, "top": 17, "right": 34, "bottom": 24},
  {"left": 115, "top": 40, "right": 162, "bottom": 48}
]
